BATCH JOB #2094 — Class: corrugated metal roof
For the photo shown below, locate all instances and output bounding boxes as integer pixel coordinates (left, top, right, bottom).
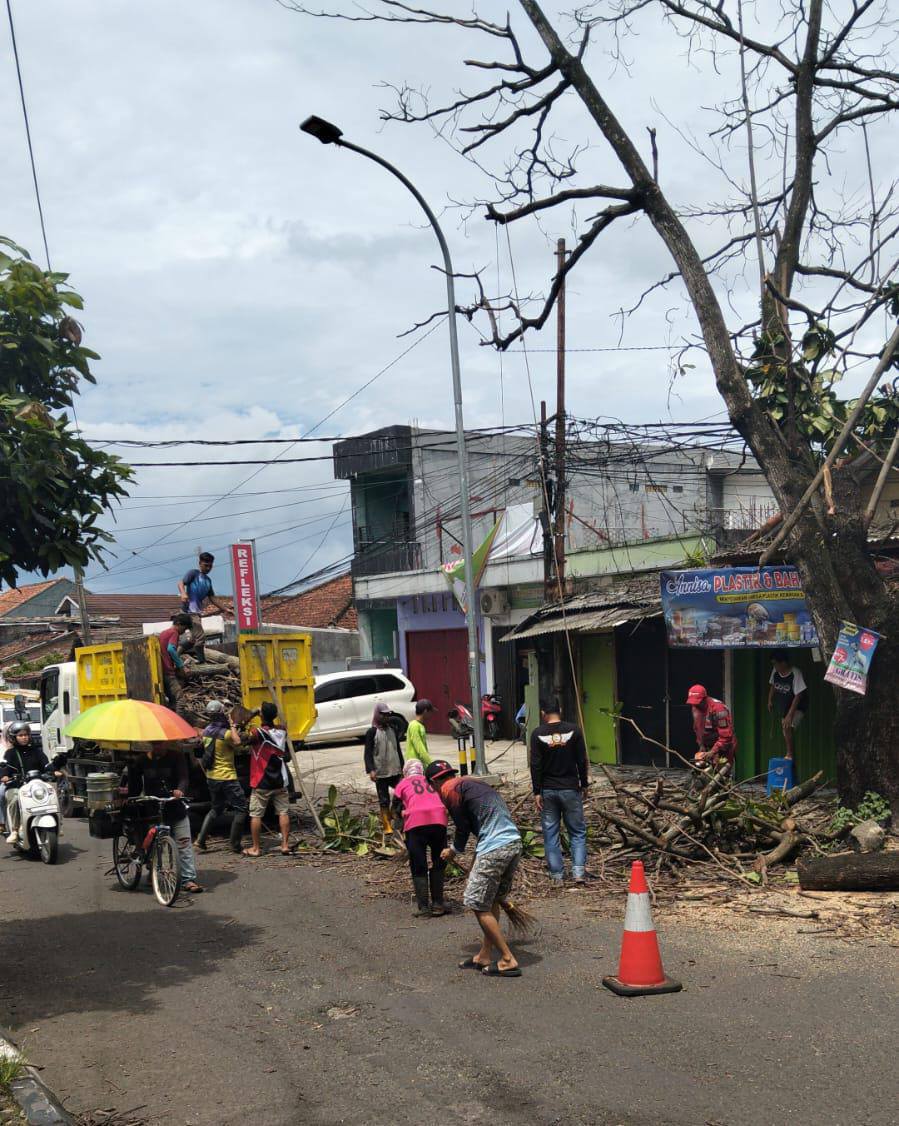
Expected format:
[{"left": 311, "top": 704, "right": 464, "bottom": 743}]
[
  {"left": 507, "top": 604, "right": 661, "bottom": 641},
  {"left": 501, "top": 572, "right": 662, "bottom": 641}
]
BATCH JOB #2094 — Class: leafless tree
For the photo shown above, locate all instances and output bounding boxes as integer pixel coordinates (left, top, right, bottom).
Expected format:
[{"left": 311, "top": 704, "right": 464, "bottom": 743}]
[{"left": 285, "top": 0, "right": 899, "bottom": 808}]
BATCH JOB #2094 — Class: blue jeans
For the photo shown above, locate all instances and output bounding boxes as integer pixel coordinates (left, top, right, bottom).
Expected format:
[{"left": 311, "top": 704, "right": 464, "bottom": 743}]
[
  {"left": 540, "top": 789, "right": 587, "bottom": 879},
  {"left": 170, "top": 814, "right": 197, "bottom": 883}
]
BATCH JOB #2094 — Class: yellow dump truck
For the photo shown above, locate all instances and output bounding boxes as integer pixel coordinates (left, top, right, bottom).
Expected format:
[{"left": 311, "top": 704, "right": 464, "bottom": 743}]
[{"left": 40, "top": 633, "right": 316, "bottom": 812}]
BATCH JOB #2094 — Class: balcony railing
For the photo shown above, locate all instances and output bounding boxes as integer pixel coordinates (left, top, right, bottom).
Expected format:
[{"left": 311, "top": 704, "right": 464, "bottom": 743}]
[{"left": 351, "top": 541, "right": 423, "bottom": 578}]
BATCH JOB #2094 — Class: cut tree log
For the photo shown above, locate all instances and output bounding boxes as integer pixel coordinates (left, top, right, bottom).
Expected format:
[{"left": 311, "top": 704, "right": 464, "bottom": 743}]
[{"left": 797, "top": 850, "right": 899, "bottom": 891}]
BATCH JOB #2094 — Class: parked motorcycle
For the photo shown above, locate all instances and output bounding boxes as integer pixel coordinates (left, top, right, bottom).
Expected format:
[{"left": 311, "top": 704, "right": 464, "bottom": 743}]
[
  {"left": 481, "top": 691, "right": 503, "bottom": 742},
  {"left": 3, "top": 764, "right": 62, "bottom": 863}
]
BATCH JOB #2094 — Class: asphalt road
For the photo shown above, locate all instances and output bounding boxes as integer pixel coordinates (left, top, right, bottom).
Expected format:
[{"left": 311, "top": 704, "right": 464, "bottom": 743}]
[{"left": 1, "top": 817, "right": 895, "bottom": 1126}]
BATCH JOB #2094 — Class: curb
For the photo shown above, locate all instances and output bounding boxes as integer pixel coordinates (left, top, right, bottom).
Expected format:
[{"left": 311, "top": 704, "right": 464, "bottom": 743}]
[{"left": 0, "top": 1032, "right": 74, "bottom": 1126}]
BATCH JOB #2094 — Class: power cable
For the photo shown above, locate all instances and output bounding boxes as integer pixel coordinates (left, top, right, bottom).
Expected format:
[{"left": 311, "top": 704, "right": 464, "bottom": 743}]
[{"left": 5, "top": 0, "right": 50, "bottom": 271}]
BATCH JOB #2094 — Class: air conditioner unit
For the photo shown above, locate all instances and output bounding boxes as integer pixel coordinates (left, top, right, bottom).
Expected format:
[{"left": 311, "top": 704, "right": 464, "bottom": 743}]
[{"left": 479, "top": 590, "right": 510, "bottom": 616}]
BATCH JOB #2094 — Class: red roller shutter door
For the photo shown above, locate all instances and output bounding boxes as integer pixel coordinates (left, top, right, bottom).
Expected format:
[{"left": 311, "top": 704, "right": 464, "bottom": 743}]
[{"left": 406, "top": 629, "right": 470, "bottom": 735}]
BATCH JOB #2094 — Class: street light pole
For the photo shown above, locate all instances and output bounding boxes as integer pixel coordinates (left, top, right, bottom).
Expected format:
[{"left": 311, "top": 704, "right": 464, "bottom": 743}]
[{"left": 300, "top": 116, "right": 486, "bottom": 772}]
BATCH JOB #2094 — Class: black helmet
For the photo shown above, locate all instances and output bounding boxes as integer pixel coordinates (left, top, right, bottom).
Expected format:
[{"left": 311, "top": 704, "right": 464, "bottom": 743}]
[
  {"left": 425, "top": 759, "right": 457, "bottom": 785},
  {"left": 9, "top": 721, "right": 31, "bottom": 738}
]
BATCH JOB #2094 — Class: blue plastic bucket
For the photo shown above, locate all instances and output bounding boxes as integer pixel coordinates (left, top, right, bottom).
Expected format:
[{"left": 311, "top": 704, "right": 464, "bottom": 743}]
[{"left": 766, "top": 757, "right": 795, "bottom": 795}]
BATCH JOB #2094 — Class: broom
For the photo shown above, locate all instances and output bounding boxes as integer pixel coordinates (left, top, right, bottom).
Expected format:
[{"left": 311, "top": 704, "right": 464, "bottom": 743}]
[
  {"left": 500, "top": 899, "right": 537, "bottom": 934},
  {"left": 451, "top": 858, "right": 536, "bottom": 934}
]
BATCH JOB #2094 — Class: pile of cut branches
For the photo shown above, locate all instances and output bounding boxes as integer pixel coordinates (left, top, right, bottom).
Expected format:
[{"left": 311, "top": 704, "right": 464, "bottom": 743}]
[{"left": 592, "top": 764, "right": 831, "bottom": 884}]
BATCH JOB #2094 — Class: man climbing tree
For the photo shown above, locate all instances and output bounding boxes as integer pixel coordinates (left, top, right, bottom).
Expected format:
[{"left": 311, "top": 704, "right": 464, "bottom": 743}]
[
  {"left": 289, "top": 0, "right": 899, "bottom": 809},
  {"left": 0, "top": 238, "right": 131, "bottom": 587}
]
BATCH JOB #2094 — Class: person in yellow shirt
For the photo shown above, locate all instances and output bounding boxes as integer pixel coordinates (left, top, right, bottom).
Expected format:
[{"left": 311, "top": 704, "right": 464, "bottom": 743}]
[
  {"left": 194, "top": 701, "right": 249, "bottom": 853},
  {"left": 405, "top": 699, "right": 434, "bottom": 767}
]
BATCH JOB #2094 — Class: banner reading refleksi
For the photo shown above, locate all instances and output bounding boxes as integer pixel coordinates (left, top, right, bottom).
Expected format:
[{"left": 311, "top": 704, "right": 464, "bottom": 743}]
[{"left": 660, "top": 566, "right": 819, "bottom": 649}]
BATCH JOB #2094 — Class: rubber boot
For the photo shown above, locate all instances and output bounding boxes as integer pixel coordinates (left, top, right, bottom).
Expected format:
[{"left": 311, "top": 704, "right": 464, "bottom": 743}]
[
  {"left": 429, "top": 867, "right": 446, "bottom": 917},
  {"left": 412, "top": 876, "right": 431, "bottom": 917},
  {"left": 195, "top": 808, "right": 215, "bottom": 851},
  {"left": 229, "top": 811, "right": 247, "bottom": 853}
]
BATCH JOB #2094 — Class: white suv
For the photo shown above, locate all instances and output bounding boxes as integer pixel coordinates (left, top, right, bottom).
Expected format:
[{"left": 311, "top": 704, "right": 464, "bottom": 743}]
[{"left": 302, "top": 669, "right": 416, "bottom": 747}]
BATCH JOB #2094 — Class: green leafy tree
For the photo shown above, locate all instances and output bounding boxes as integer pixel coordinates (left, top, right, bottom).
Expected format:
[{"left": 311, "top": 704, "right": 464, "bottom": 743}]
[{"left": 0, "top": 237, "right": 131, "bottom": 587}]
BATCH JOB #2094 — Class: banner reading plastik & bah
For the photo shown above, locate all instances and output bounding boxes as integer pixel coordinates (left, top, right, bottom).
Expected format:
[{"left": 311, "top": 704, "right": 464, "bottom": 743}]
[
  {"left": 660, "top": 567, "right": 820, "bottom": 649},
  {"left": 230, "top": 541, "right": 260, "bottom": 632},
  {"left": 823, "top": 621, "right": 880, "bottom": 696}
]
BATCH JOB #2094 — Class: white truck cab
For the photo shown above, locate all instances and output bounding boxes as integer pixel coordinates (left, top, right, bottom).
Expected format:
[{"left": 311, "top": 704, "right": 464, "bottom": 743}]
[{"left": 39, "top": 662, "right": 79, "bottom": 760}]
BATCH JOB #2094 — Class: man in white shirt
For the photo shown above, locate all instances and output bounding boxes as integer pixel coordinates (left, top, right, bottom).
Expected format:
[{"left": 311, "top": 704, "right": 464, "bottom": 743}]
[{"left": 768, "top": 652, "right": 808, "bottom": 761}]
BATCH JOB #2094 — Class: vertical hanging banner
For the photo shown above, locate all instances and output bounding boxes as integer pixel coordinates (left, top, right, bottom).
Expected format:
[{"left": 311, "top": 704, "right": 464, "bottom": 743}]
[
  {"left": 440, "top": 519, "right": 503, "bottom": 614},
  {"left": 230, "top": 542, "right": 260, "bottom": 631},
  {"left": 824, "top": 621, "right": 881, "bottom": 696}
]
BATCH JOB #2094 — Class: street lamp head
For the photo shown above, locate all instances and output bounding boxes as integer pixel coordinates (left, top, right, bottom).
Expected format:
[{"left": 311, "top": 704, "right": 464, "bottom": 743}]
[{"left": 300, "top": 115, "right": 344, "bottom": 145}]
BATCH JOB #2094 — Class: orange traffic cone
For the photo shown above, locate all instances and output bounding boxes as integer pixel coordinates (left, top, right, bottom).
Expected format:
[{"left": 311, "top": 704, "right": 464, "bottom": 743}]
[{"left": 602, "top": 861, "right": 682, "bottom": 997}]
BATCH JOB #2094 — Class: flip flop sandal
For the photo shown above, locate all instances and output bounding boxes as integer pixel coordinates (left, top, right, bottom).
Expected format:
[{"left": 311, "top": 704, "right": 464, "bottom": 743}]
[
  {"left": 459, "top": 957, "right": 490, "bottom": 971},
  {"left": 242, "top": 849, "right": 262, "bottom": 858},
  {"left": 481, "top": 962, "right": 522, "bottom": 978},
  {"left": 183, "top": 883, "right": 205, "bottom": 894}
]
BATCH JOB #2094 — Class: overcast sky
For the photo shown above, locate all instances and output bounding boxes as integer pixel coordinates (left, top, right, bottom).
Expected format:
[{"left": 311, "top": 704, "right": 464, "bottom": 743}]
[{"left": 4, "top": 1, "right": 889, "bottom": 598}]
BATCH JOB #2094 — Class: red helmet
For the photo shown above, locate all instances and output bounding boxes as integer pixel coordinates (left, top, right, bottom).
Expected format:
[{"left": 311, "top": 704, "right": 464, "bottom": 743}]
[{"left": 686, "top": 684, "right": 708, "bottom": 706}]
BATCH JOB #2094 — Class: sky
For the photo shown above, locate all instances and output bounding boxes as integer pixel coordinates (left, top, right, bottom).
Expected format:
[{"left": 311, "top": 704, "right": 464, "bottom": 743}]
[{"left": 3, "top": 1, "right": 892, "bottom": 598}]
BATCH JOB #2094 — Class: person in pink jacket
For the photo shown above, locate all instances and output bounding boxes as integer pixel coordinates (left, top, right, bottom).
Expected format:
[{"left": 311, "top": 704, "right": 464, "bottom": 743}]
[{"left": 393, "top": 759, "right": 449, "bottom": 917}]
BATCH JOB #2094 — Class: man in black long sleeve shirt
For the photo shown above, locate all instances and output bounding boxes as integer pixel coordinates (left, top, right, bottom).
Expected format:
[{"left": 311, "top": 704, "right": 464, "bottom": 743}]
[{"left": 529, "top": 698, "right": 589, "bottom": 885}]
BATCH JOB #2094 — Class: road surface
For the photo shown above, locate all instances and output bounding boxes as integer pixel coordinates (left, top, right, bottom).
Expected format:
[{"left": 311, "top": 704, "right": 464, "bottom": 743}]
[{"left": 0, "top": 814, "right": 894, "bottom": 1125}]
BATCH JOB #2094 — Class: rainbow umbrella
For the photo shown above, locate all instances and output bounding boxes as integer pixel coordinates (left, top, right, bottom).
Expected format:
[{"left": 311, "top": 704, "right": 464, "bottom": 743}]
[{"left": 64, "top": 699, "right": 197, "bottom": 742}]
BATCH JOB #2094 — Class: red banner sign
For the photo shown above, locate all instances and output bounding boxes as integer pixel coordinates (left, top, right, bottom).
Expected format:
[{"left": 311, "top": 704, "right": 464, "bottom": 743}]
[{"left": 230, "top": 542, "right": 260, "bottom": 631}]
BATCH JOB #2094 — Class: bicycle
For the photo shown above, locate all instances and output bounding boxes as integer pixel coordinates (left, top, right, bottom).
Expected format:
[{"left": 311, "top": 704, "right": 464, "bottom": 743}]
[{"left": 112, "top": 796, "right": 185, "bottom": 907}]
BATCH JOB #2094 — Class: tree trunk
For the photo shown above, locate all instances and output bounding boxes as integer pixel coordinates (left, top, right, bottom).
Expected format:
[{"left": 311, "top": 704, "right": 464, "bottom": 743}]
[{"left": 797, "top": 850, "right": 899, "bottom": 891}]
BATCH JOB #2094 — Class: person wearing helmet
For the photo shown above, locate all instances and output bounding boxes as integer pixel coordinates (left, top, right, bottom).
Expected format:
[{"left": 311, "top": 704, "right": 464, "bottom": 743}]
[
  {"left": 393, "top": 759, "right": 449, "bottom": 916},
  {"left": 2, "top": 722, "right": 60, "bottom": 845},
  {"left": 194, "top": 701, "right": 249, "bottom": 853},
  {"left": 426, "top": 759, "right": 523, "bottom": 977},
  {"left": 686, "top": 685, "right": 736, "bottom": 767},
  {"left": 405, "top": 699, "right": 434, "bottom": 768}
]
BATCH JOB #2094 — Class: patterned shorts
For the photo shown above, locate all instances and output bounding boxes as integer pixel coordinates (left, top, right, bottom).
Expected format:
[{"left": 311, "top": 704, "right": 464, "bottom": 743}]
[{"left": 463, "top": 842, "right": 523, "bottom": 912}]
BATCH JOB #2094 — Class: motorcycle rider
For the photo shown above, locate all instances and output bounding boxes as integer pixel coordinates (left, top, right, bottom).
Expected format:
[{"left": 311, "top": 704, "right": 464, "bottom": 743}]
[{"left": 2, "top": 722, "right": 63, "bottom": 845}]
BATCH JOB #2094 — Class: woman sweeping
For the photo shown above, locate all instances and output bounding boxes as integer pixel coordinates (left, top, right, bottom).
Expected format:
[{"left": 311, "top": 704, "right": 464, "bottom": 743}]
[{"left": 393, "top": 759, "right": 448, "bottom": 917}]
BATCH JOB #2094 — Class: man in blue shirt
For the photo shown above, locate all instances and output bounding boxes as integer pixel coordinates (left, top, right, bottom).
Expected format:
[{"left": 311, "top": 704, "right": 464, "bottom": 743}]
[
  {"left": 178, "top": 552, "right": 226, "bottom": 662},
  {"left": 427, "top": 759, "right": 524, "bottom": 977}
]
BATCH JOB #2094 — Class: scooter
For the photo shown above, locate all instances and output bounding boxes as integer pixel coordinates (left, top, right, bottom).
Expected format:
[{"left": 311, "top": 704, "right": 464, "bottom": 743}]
[
  {"left": 4, "top": 765, "right": 62, "bottom": 863},
  {"left": 481, "top": 691, "right": 503, "bottom": 742}
]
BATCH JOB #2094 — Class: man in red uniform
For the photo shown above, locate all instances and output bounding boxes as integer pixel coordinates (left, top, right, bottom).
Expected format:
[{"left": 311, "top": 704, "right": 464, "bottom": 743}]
[{"left": 686, "top": 685, "right": 736, "bottom": 767}]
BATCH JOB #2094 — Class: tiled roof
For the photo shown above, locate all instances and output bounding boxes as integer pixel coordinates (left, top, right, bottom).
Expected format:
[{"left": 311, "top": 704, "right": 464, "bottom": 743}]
[
  {"left": 211, "top": 574, "right": 357, "bottom": 630},
  {"left": 58, "top": 593, "right": 186, "bottom": 628},
  {"left": 264, "top": 574, "right": 357, "bottom": 630},
  {"left": 0, "top": 630, "right": 78, "bottom": 668},
  {"left": 0, "top": 580, "right": 65, "bottom": 617}
]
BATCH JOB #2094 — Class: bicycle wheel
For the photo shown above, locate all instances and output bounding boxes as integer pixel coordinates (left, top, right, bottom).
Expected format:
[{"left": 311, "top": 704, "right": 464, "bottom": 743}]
[
  {"left": 113, "top": 831, "right": 143, "bottom": 890},
  {"left": 151, "top": 832, "right": 181, "bottom": 907},
  {"left": 57, "top": 775, "right": 75, "bottom": 819}
]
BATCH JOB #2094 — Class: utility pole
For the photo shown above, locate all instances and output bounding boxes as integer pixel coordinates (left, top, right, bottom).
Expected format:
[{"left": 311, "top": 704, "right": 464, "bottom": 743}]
[
  {"left": 552, "top": 240, "right": 568, "bottom": 705},
  {"left": 539, "top": 399, "right": 554, "bottom": 602},
  {"left": 553, "top": 238, "right": 567, "bottom": 599},
  {"left": 73, "top": 565, "right": 92, "bottom": 646}
]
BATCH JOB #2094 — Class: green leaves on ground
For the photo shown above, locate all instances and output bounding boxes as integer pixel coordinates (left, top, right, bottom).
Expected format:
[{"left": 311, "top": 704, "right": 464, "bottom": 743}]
[
  {"left": 320, "top": 785, "right": 381, "bottom": 854},
  {"left": 0, "top": 239, "right": 132, "bottom": 586},
  {"left": 830, "top": 791, "right": 891, "bottom": 832}
]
